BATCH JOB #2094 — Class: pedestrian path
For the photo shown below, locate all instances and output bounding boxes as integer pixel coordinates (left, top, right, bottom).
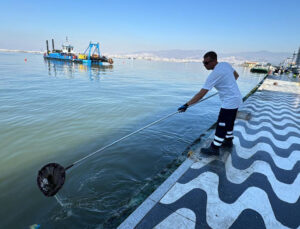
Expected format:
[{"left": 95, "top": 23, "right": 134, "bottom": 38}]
[{"left": 118, "top": 75, "right": 300, "bottom": 229}]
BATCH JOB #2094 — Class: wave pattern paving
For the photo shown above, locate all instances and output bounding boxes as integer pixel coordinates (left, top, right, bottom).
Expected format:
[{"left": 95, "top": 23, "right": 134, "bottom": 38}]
[{"left": 119, "top": 76, "right": 300, "bottom": 229}]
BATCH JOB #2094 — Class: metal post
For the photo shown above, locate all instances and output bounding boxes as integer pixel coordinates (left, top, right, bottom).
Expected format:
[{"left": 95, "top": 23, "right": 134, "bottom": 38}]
[
  {"left": 97, "top": 43, "right": 101, "bottom": 56},
  {"left": 46, "top": 40, "right": 49, "bottom": 54},
  {"left": 52, "top": 39, "right": 55, "bottom": 51},
  {"left": 88, "top": 42, "right": 92, "bottom": 60}
]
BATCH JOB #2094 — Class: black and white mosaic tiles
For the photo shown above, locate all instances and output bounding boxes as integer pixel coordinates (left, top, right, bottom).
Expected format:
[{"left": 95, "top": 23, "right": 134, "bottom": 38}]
[{"left": 120, "top": 76, "right": 300, "bottom": 229}]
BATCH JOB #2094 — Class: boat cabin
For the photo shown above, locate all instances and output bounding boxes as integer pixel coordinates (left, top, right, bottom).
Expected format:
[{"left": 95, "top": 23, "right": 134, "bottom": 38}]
[{"left": 62, "top": 44, "right": 74, "bottom": 54}]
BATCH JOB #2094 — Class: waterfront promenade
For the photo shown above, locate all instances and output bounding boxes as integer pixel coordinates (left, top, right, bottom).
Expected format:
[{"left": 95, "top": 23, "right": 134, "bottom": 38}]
[{"left": 118, "top": 74, "right": 300, "bottom": 229}]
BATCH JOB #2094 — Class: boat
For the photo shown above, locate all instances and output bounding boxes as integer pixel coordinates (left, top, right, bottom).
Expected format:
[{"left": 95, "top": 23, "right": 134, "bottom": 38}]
[
  {"left": 250, "top": 64, "right": 269, "bottom": 74},
  {"left": 44, "top": 38, "right": 113, "bottom": 65}
]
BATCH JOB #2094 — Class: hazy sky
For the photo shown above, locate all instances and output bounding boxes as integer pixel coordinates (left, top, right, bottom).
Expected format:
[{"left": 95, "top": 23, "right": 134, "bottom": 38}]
[{"left": 0, "top": 0, "right": 299, "bottom": 53}]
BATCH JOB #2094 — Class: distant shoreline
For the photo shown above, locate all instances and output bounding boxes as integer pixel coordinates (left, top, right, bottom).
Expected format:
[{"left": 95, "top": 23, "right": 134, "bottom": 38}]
[
  {"left": 0, "top": 48, "right": 269, "bottom": 66},
  {"left": 0, "top": 49, "right": 43, "bottom": 54},
  {"left": 102, "top": 54, "right": 249, "bottom": 66},
  {"left": 0, "top": 49, "right": 240, "bottom": 64},
  {"left": 109, "top": 54, "right": 206, "bottom": 63}
]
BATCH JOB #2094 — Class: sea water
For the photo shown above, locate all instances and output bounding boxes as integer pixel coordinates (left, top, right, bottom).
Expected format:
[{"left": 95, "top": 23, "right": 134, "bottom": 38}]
[{"left": 0, "top": 52, "right": 264, "bottom": 228}]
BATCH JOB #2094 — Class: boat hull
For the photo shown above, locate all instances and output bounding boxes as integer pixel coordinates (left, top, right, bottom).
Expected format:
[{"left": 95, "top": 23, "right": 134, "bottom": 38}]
[
  {"left": 250, "top": 68, "right": 268, "bottom": 74},
  {"left": 44, "top": 55, "right": 107, "bottom": 66}
]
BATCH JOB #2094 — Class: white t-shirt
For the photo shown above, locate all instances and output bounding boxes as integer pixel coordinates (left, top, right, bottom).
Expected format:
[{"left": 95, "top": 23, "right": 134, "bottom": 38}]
[{"left": 203, "top": 62, "right": 242, "bottom": 109}]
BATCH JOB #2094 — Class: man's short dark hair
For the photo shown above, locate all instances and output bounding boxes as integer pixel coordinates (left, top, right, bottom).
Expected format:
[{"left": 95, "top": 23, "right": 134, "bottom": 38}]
[{"left": 203, "top": 51, "right": 217, "bottom": 60}]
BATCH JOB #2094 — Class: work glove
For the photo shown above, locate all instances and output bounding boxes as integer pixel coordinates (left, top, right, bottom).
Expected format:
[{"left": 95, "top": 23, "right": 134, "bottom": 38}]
[{"left": 178, "top": 103, "right": 189, "bottom": 112}]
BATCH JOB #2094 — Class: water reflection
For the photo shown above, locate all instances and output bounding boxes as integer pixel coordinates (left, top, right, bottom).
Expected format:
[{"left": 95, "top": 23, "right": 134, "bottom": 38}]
[{"left": 44, "top": 59, "right": 113, "bottom": 81}]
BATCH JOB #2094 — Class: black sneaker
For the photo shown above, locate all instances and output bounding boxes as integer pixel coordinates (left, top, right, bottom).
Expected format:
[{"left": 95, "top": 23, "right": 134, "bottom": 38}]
[
  {"left": 222, "top": 139, "right": 233, "bottom": 148},
  {"left": 201, "top": 146, "right": 220, "bottom": 156}
]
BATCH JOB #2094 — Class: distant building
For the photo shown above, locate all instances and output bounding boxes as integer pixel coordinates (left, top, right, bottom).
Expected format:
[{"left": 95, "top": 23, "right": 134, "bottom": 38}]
[
  {"left": 242, "top": 61, "right": 259, "bottom": 67},
  {"left": 296, "top": 47, "right": 300, "bottom": 66}
]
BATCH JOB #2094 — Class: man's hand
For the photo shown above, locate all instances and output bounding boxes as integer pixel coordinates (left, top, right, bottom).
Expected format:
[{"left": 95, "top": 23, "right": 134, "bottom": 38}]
[{"left": 178, "top": 103, "right": 189, "bottom": 112}]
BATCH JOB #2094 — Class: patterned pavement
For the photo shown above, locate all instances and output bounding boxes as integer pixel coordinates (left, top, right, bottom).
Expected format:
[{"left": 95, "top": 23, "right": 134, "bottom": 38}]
[{"left": 118, "top": 75, "right": 300, "bottom": 229}]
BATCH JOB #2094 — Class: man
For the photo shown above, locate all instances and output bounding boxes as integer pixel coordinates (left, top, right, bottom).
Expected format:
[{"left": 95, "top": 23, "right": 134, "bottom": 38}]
[{"left": 178, "top": 51, "right": 242, "bottom": 155}]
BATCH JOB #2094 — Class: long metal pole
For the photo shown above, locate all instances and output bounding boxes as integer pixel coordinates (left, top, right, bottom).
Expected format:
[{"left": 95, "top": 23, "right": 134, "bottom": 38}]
[{"left": 65, "top": 92, "right": 218, "bottom": 170}]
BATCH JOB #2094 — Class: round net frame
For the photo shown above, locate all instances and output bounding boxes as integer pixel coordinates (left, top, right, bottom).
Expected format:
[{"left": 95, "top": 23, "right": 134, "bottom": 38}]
[{"left": 37, "top": 163, "right": 66, "bottom": 197}]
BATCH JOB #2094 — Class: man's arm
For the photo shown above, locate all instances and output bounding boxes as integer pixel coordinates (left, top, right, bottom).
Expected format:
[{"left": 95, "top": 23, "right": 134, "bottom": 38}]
[
  {"left": 178, "top": 88, "right": 209, "bottom": 112},
  {"left": 187, "top": 88, "right": 209, "bottom": 106},
  {"left": 234, "top": 70, "right": 239, "bottom": 80}
]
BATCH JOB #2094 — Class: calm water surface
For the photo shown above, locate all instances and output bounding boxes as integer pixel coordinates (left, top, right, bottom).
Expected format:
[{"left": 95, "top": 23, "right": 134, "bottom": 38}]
[{"left": 0, "top": 52, "right": 264, "bottom": 228}]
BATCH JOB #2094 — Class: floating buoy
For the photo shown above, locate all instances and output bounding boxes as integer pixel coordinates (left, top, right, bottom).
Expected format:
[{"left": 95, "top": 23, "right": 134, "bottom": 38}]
[
  {"left": 24, "top": 58, "right": 27, "bottom": 62},
  {"left": 273, "top": 82, "right": 278, "bottom": 85}
]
